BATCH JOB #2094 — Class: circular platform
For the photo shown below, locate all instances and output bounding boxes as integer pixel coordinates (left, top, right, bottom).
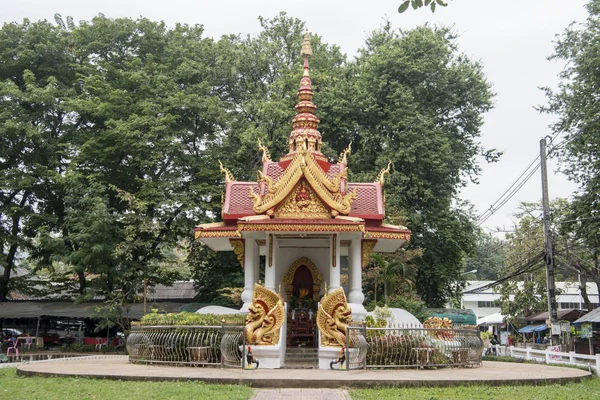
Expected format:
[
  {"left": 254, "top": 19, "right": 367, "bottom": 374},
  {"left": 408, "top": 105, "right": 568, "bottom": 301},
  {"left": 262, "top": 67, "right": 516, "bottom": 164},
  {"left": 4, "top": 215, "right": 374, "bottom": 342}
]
[{"left": 16, "top": 356, "right": 591, "bottom": 388}]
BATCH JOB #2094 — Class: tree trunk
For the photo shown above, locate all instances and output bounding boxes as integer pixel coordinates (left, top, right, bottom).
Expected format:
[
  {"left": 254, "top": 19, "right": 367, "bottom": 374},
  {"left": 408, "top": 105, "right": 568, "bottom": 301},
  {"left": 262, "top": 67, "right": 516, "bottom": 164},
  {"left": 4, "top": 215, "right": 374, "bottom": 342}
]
[
  {"left": 579, "top": 273, "right": 592, "bottom": 311},
  {"left": 0, "top": 193, "right": 28, "bottom": 302},
  {"left": 77, "top": 270, "right": 86, "bottom": 295}
]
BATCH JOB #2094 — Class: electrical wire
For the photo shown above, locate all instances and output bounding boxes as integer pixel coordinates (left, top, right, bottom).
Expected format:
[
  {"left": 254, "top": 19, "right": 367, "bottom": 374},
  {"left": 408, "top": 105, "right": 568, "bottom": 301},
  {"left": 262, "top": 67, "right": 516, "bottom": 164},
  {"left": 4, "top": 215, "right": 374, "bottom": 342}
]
[{"left": 477, "top": 161, "right": 541, "bottom": 226}]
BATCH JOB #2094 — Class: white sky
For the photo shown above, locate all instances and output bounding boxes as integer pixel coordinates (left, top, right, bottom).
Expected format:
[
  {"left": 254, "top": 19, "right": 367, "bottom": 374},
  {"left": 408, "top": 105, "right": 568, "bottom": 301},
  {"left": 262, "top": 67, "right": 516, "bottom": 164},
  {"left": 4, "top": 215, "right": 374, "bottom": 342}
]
[{"left": 1, "top": 0, "right": 590, "bottom": 233}]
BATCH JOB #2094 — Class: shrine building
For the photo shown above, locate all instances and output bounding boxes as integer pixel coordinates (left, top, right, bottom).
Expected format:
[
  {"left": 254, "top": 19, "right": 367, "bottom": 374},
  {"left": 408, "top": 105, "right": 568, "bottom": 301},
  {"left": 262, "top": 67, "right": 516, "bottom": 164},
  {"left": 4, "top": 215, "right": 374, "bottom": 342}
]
[{"left": 194, "top": 32, "right": 410, "bottom": 355}]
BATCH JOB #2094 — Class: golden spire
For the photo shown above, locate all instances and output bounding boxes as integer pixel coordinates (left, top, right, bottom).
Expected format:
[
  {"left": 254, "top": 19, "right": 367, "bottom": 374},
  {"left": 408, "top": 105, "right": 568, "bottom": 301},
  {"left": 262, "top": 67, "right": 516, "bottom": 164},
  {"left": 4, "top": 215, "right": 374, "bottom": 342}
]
[
  {"left": 288, "top": 29, "right": 321, "bottom": 154},
  {"left": 301, "top": 29, "right": 313, "bottom": 58}
]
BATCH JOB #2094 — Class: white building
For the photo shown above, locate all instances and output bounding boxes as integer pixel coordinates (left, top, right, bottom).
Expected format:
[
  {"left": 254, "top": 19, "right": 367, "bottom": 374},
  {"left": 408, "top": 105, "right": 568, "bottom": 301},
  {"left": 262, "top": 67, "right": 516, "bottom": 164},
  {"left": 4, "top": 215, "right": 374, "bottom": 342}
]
[{"left": 462, "top": 280, "right": 600, "bottom": 319}]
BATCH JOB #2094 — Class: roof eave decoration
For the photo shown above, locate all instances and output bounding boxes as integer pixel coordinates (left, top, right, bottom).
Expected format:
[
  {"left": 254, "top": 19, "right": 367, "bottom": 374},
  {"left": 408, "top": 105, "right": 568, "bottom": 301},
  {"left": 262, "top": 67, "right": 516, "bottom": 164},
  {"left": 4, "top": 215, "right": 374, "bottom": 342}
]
[
  {"left": 249, "top": 150, "right": 356, "bottom": 216},
  {"left": 218, "top": 160, "right": 236, "bottom": 183},
  {"left": 375, "top": 161, "right": 392, "bottom": 186},
  {"left": 257, "top": 139, "right": 272, "bottom": 163},
  {"left": 338, "top": 142, "right": 352, "bottom": 165}
]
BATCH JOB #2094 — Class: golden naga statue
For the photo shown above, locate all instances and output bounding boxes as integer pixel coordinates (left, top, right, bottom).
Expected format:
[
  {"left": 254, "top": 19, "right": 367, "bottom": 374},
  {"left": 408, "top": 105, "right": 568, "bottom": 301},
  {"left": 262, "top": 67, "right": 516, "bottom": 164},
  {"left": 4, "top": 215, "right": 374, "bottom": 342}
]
[
  {"left": 244, "top": 284, "right": 285, "bottom": 345},
  {"left": 317, "top": 287, "right": 352, "bottom": 347}
]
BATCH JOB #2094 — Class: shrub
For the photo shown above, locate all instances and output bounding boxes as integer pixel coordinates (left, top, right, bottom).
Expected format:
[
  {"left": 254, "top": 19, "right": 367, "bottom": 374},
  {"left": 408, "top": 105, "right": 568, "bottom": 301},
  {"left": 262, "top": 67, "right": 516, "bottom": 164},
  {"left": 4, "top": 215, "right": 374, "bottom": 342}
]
[{"left": 138, "top": 312, "right": 245, "bottom": 326}]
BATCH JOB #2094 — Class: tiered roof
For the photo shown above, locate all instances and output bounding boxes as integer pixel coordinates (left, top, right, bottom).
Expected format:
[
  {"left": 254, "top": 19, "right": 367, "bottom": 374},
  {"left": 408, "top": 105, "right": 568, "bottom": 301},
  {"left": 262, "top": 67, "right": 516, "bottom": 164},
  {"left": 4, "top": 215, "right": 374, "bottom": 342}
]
[{"left": 195, "top": 31, "right": 410, "bottom": 245}]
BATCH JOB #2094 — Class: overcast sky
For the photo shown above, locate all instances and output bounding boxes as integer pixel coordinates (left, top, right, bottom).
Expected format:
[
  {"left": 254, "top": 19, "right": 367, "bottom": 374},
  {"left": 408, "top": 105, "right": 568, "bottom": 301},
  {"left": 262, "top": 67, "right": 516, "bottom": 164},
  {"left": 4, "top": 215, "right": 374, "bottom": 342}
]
[{"left": 1, "top": 0, "right": 590, "bottom": 233}]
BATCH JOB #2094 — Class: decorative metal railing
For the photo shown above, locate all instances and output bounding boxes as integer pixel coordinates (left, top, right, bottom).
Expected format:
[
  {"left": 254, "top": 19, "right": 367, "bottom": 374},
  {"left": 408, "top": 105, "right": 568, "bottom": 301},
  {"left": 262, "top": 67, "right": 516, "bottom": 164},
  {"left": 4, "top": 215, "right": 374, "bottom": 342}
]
[
  {"left": 347, "top": 324, "right": 483, "bottom": 369},
  {"left": 127, "top": 324, "right": 482, "bottom": 370},
  {"left": 126, "top": 325, "right": 244, "bottom": 367},
  {"left": 374, "top": 325, "right": 482, "bottom": 368}
]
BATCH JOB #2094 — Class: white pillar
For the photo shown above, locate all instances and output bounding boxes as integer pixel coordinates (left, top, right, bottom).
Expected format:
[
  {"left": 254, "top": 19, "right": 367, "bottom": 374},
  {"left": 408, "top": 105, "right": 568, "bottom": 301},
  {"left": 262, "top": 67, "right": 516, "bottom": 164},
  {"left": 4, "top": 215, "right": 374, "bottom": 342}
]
[
  {"left": 329, "top": 234, "right": 341, "bottom": 292},
  {"left": 264, "top": 234, "right": 277, "bottom": 292},
  {"left": 240, "top": 238, "right": 257, "bottom": 312},
  {"left": 348, "top": 239, "right": 367, "bottom": 319}
]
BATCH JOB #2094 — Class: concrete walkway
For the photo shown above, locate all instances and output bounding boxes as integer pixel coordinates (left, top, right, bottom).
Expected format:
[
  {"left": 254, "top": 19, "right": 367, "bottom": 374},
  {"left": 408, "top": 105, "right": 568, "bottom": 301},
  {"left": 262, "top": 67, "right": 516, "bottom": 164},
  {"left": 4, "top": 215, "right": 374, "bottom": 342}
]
[
  {"left": 251, "top": 389, "right": 350, "bottom": 400},
  {"left": 16, "top": 356, "right": 591, "bottom": 388}
]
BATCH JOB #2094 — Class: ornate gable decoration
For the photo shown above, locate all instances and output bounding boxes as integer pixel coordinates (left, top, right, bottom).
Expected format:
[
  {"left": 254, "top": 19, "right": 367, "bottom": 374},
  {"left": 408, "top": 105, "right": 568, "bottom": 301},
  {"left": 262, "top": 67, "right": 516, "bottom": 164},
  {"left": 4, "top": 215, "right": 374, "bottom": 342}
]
[
  {"left": 275, "top": 180, "right": 330, "bottom": 219},
  {"left": 246, "top": 31, "right": 357, "bottom": 218}
]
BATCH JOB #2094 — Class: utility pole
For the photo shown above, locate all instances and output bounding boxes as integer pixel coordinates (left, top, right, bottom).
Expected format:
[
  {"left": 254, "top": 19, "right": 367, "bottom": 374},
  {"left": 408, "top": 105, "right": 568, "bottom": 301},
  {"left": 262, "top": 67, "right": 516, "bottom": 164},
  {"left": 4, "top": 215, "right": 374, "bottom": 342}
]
[{"left": 540, "top": 137, "right": 559, "bottom": 345}]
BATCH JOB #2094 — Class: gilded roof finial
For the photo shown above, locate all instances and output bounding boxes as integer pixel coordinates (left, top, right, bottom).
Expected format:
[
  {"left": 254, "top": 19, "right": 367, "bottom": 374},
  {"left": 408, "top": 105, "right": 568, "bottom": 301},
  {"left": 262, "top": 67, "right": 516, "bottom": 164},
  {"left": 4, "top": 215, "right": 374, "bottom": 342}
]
[
  {"left": 375, "top": 161, "right": 392, "bottom": 186},
  {"left": 338, "top": 142, "right": 352, "bottom": 165},
  {"left": 218, "top": 160, "right": 236, "bottom": 183},
  {"left": 257, "top": 139, "right": 272, "bottom": 163},
  {"left": 301, "top": 29, "right": 313, "bottom": 58}
]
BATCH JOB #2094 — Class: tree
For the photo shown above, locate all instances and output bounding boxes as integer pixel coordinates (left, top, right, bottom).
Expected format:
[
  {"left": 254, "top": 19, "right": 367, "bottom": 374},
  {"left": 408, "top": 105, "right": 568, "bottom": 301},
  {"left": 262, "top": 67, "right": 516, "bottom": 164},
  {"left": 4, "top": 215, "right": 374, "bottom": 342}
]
[
  {"left": 398, "top": 0, "right": 450, "bottom": 13},
  {"left": 542, "top": 0, "right": 600, "bottom": 304},
  {"left": 465, "top": 231, "right": 507, "bottom": 281},
  {"left": 370, "top": 254, "right": 401, "bottom": 306},
  {"left": 0, "top": 20, "right": 77, "bottom": 301},
  {"left": 495, "top": 200, "right": 587, "bottom": 319}
]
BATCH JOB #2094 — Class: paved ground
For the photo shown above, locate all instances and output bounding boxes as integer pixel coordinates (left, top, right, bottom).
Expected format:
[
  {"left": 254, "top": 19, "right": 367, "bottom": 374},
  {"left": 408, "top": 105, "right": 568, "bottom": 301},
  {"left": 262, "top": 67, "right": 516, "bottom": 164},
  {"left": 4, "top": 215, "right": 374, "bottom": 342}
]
[
  {"left": 16, "top": 356, "right": 591, "bottom": 388},
  {"left": 250, "top": 389, "right": 350, "bottom": 400}
]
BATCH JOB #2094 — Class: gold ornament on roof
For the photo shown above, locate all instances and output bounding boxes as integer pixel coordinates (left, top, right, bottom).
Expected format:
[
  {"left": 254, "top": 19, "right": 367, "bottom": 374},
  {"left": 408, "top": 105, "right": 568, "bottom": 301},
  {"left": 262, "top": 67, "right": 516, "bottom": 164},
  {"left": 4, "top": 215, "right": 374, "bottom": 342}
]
[
  {"left": 244, "top": 284, "right": 285, "bottom": 345},
  {"left": 301, "top": 29, "right": 313, "bottom": 58},
  {"left": 257, "top": 139, "right": 272, "bottom": 163},
  {"left": 317, "top": 287, "right": 352, "bottom": 347},
  {"left": 375, "top": 161, "right": 392, "bottom": 186},
  {"left": 218, "top": 160, "right": 236, "bottom": 183},
  {"left": 257, "top": 170, "right": 278, "bottom": 194},
  {"left": 229, "top": 239, "right": 245, "bottom": 268},
  {"left": 338, "top": 142, "right": 352, "bottom": 165}
]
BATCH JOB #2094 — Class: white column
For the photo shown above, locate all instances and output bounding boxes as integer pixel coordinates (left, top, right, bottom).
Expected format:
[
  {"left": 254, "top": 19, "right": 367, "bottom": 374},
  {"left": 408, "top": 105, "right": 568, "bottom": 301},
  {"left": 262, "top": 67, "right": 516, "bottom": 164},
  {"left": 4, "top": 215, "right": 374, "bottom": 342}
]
[
  {"left": 348, "top": 239, "right": 367, "bottom": 319},
  {"left": 329, "top": 234, "right": 341, "bottom": 292},
  {"left": 240, "top": 238, "right": 257, "bottom": 311},
  {"left": 264, "top": 234, "right": 277, "bottom": 292},
  {"left": 254, "top": 239, "right": 260, "bottom": 286}
]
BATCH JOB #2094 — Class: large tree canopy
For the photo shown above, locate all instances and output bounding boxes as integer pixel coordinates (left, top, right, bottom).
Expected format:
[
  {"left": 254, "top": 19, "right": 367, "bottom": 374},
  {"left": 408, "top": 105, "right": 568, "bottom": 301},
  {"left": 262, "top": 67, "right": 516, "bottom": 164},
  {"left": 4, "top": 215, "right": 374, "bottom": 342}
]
[
  {"left": 542, "top": 0, "right": 600, "bottom": 298},
  {"left": 0, "top": 14, "right": 495, "bottom": 308}
]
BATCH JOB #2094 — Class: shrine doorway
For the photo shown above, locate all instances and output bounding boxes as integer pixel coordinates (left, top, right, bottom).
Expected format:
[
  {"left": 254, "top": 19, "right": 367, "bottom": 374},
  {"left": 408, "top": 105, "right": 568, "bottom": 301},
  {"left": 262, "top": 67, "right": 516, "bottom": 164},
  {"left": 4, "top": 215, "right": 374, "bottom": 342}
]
[{"left": 283, "top": 257, "right": 323, "bottom": 348}]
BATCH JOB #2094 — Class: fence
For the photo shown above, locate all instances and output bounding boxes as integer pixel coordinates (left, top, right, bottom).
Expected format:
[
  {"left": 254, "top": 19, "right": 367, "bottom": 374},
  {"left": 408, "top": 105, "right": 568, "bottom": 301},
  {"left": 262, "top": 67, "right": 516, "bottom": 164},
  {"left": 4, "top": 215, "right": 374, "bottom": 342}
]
[
  {"left": 346, "top": 324, "right": 483, "bottom": 370},
  {"left": 493, "top": 345, "right": 600, "bottom": 376},
  {"left": 126, "top": 325, "right": 244, "bottom": 368}
]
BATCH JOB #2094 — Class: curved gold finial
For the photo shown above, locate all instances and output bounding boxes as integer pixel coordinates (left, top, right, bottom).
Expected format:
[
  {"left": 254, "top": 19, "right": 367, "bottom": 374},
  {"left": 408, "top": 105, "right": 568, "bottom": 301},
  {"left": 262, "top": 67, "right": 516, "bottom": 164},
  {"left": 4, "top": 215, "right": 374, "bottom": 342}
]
[
  {"left": 218, "top": 160, "right": 235, "bottom": 182},
  {"left": 257, "top": 139, "right": 272, "bottom": 163},
  {"left": 301, "top": 29, "right": 312, "bottom": 58},
  {"left": 375, "top": 161, "right": 392, "bottom": 186},
  {"left": 338, "top": 142, "right": 352, "bottom": 165}
]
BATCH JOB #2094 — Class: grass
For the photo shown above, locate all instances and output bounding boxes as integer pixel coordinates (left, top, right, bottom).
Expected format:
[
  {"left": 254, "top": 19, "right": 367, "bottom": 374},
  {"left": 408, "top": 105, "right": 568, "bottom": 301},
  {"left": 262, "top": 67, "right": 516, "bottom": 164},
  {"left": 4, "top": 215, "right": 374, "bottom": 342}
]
[
  {"left": 0, "top": 368, "right": 253, "bottom": 400},
  {"left": 2, "top": 362, "right": 598, "bottom": 400},
  {"left": 350, "top": 376, "right": 600, "bottom": 400}
]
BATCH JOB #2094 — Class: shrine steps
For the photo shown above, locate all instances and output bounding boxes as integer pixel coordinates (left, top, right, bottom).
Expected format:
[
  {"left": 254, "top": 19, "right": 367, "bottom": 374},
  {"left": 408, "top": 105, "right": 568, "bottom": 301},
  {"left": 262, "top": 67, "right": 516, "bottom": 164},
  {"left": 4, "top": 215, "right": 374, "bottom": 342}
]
[{"left": 282, "top": 347, "right": 318, "bottom": 369}]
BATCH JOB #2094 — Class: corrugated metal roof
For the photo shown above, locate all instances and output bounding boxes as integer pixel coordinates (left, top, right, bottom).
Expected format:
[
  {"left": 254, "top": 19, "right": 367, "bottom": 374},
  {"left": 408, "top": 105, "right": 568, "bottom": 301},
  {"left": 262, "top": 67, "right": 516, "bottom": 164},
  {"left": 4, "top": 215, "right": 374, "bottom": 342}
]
[
  {"left": 0, "top": 301, "right": 191, "bottom": 319},
  {"left": 525, "top": 309, "right": 587, "bottom": 322},
  {"left": 574, "top": 307, "right": 600, "bottom": 323},
  {"left": 148, "top": 281, "right": 197, "bottom": 300}
]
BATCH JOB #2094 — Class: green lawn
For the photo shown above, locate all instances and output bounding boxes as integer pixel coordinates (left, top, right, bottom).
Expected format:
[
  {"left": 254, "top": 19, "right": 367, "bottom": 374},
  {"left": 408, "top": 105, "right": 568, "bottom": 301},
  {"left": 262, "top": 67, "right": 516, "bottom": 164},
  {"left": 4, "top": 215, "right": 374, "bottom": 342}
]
[
  {"left": 2, "top": 366, "right": 599, "bottom": 400},
  {"left": 350, "top": 376, "right": 600, "bottom": 400},
  {"left": 0, "top": 368, "right": 253, "bottom": 400}
]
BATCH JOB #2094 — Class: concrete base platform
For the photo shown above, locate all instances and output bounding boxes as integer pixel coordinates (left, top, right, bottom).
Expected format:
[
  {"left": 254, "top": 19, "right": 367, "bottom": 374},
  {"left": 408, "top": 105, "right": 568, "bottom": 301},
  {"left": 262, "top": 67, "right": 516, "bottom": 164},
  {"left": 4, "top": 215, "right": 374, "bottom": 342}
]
[{"left": 16, "top": 356, "right": 591, "bottom": 388}]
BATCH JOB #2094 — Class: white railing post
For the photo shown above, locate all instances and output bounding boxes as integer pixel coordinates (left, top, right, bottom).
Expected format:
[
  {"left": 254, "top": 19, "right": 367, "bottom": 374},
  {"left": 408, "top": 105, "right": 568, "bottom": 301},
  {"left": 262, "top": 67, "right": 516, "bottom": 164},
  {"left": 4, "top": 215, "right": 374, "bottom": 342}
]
[
  {"left": 509, "top": 345, "right": 514, "bottom": 358},
  {"left": 545, "top": 349, "right": 551, "bottom": 364},
  {"left": 526, "top": 347, "right": 531, "bottom": 361},
  {"left": 596, "top": 354, "right": 600, "bottom": 376},
  {"left": 569, "top": 351, "right": 575, "bottom": 365}
]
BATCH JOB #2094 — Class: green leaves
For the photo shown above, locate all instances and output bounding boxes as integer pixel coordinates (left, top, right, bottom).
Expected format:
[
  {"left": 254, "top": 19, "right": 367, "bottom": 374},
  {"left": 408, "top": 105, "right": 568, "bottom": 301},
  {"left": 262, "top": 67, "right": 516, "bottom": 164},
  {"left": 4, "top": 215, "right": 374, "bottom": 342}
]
[
  {"left": 399, "top": 1, "right": 411, "bottom": 13},
  {"left": 398, "top": 0, "right": 449, "bottom": 13}
]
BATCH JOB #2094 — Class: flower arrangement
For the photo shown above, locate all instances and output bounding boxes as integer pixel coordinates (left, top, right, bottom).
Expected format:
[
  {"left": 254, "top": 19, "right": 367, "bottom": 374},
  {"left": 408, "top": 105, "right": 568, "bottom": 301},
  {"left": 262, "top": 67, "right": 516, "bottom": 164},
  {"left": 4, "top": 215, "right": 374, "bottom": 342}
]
[{"left": 423, "top": 316, "right": 455, "bottom": 340}]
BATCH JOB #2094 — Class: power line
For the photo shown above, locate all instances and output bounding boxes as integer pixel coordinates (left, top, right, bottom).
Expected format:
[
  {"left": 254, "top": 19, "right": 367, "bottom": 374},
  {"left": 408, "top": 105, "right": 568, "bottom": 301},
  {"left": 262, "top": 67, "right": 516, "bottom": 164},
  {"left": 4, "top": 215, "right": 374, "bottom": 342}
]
[
  {"left": 477, "top": 161, "right": 541, "bottom": 226},
  {"left": 464, "top": 251, "right": 545, "bottom": 294}
]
